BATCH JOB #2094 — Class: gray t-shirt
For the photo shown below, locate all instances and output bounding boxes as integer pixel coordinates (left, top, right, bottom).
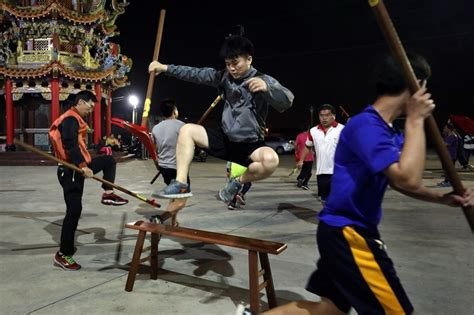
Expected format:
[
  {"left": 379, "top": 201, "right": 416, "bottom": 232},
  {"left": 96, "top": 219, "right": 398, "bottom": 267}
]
[{"left": 151, "top": 119, "right": 185, "bottom": 169}]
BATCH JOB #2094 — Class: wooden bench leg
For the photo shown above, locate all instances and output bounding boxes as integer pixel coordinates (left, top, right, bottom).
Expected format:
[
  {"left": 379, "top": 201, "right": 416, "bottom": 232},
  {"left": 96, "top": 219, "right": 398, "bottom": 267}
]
[
  {"left": 150, "top": 232, "right": 159, "bottom": 280},
  {"left": 248, "top": 250, "right": 259, "bottom": 313},
  {"left": 125, "top": 230, "right": 146, "bottom": 292},
  {"left": 259, "top": 252, "right": 277, "bottom": 309}
]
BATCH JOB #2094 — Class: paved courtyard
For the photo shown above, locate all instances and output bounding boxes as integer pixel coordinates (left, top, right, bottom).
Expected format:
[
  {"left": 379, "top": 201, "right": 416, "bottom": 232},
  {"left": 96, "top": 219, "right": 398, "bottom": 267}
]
[{"left": 0, "top": 153, "right": 473, "bottom": 314}]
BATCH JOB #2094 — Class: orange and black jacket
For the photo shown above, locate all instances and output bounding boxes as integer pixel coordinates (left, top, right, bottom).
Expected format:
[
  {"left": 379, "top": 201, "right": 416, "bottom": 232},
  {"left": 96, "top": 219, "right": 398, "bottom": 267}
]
[{"left": 49, "top": 108, "right": 91, "bottom": 167}]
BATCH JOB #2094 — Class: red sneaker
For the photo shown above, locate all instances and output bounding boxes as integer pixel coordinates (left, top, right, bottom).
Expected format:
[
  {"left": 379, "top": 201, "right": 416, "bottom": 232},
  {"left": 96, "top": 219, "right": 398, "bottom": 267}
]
[
  {"left": 101, "top": 192, "right": 128, "bottom": 206},
  {"left": 53, "top": 252, "right": 81, "bottom": 271}
]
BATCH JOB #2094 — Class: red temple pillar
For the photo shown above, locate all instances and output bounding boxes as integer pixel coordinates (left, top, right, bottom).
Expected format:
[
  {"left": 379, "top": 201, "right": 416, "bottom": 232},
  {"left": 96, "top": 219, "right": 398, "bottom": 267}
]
[
  {"left": 106, "top": 89, "right": 112, "bottom": 136},
  {"left": 51, "top": 77, "right": 60, "bottom": 123},
  {"left": 93, "top": 83, "right": 102, "bottom": 145},
  {"left": 5, "top": 79, "right": 15, "bottom": 151}
]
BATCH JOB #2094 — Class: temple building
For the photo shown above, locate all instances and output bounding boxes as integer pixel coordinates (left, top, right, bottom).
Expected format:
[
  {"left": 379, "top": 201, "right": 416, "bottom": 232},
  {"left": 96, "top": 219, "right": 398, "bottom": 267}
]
[{"left": 0, "top": 0, "right": 132, "bottom": 151}]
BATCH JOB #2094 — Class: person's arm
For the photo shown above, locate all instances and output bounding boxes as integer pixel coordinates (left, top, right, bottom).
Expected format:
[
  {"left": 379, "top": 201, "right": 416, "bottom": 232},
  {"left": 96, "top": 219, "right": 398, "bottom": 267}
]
[
  {"left": 61, "top": 117, "right": 93, "bottom": 177},
  {"left": 297, "top": 146, "right": 311, "bottom": 168},
  {"left": 61, "top": 116, "right": 85, "bottom": 167},
  {"left": 384, "top": 84, "right": 434, "bottom": 191},
  {"left": 149, "top": 61, "right": 221, "bottom": 87},
  {"left": 297, "top": 131, "right": 314, "bottom": 167},
  {"left": 256, "top": 75, "right": 294, "bottom": 113},
  {"left": 391, "top": 183, "right": 474, "bottom": 207}
]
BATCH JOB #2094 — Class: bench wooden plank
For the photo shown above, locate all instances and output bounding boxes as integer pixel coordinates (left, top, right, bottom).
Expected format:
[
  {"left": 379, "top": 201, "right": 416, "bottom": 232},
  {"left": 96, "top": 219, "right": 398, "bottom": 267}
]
[
  {"left": 126, "top": 221, "right": 287, "bottom": 255},
  {"left": 125, "top": 220, "right": 287, "bottom": 312}
]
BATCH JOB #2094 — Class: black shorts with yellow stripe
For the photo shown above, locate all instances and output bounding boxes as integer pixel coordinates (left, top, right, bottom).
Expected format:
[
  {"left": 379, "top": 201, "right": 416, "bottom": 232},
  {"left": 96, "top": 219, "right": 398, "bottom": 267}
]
[{"left": 306, "top": 222, "right": 414, "bottom": 314}]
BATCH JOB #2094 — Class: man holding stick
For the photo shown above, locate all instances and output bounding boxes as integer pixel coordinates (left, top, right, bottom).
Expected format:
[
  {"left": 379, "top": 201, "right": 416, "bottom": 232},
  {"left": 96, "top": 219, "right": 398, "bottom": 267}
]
[
  {"left": 49, "top": 91, "right": 128, "bottom": 271},
  {"left": 238, "top": 53, "right": 474, "bottom": 315},
  {"left": 148, "top": 34, "right": 294, "bottom": 202}
]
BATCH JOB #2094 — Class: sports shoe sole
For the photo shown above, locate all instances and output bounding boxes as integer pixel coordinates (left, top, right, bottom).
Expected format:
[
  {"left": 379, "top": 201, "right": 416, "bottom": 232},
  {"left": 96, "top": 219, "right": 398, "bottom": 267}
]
[
  {"left": 101, "top": 200, "right": 128, "bottom": 206},
  {"left": 219, "top": 189, "right": 234, "bottom": 202},
  {"left": 151, "top": 192, "right": 193, "bottom": 199},
  {"left": 53, "top": 257, "right": 81, "bottom": 271}
]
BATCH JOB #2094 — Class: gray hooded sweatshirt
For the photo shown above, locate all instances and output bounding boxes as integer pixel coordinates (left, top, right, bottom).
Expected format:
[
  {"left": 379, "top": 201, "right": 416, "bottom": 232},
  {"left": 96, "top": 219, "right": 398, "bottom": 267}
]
[{"left": 166, "top": 65, "right": 294, "bottom": 142}]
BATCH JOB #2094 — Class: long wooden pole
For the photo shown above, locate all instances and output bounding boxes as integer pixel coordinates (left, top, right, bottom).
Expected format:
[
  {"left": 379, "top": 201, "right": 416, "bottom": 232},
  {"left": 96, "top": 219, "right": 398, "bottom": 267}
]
[
  {"left": 369, "top": 0, "right": 474, "bottom": 232},
  {"left": 141, "top": 9, "right": 166, "bottom": 129},
  {"left": 14, "top": 139, "right": 161, "bottom": 208},
  {"left": 197, "top": 95, "right": 222, "bottom": 125}
]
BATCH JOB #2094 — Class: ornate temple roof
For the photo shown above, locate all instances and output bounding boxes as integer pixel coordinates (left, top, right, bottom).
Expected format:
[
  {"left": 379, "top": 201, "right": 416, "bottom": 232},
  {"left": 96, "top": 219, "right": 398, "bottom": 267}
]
[
  {"left": 0, "top": 60, "right": 116, "bottom": 82},
  {"left": 1, "top": 1, "right": 106, "bottom": 25},
  {"left": 0, "top": 0, "right": 131, "bottom": 88}
]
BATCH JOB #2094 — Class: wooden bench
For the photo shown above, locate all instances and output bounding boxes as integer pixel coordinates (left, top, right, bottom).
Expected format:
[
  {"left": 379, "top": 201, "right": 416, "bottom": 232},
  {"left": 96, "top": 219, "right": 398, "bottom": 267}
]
[{"left": 125, "top": 220, "right": 288, "bottom": 313}]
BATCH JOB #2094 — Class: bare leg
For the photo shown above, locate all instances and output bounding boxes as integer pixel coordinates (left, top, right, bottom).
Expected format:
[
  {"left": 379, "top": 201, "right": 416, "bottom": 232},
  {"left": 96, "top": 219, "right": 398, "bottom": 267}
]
[
  {"left": 240, "top": 146, "right": 279, "bottom": 183},
  {"left": 159, "top": 199, "right": 187, "bottom": 224},
  {"left": 262, "top": 298, "right": 346, "bottom": 315},
  {"left": 175, "top": 124, "right": 209, "bottom": 183}
]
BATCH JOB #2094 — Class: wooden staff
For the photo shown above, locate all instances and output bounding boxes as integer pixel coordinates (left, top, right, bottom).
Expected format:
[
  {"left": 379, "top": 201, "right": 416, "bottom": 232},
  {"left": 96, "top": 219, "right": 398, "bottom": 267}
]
[
  {"left": 197, "top": 95, "right": 222, "bottom": 125},
  {"left": 141, "top": 9, "right": 166, "bottom": 129},
  {"left": 14, "top": 139, "right": 161, "bottom": 209},
  {"left": 339, "top": 105, "right": 350, "bottom": 121},
  {"left": 369, "top": 0, "right": 474, "bottom": 232}
]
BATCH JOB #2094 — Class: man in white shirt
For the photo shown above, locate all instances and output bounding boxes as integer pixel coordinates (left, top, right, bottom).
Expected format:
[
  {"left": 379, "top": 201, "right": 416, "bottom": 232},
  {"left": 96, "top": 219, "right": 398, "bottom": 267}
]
[{"left": 297, "top": 104, "right": 344, "bottom": 202}]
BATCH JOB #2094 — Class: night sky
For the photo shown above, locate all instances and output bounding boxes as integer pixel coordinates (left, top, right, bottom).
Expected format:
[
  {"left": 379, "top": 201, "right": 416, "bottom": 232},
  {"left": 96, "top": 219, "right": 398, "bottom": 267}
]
[{"left": 111, "top": 0, "right": 474, "bottom": 137}]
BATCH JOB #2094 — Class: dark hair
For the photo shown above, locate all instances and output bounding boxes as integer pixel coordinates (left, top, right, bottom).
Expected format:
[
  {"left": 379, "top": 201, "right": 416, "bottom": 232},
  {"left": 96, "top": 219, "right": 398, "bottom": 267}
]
[
  {"left": 374, "top": 52, "right": 431, "bottom": 97},
  {"left": 299, "top": 123, "right": 311, "bottom": 132},
  {"left": 73, "top": 90, "right": 97, "bottom": 105},
  {"left": 219, "top": 35, "right": 254, "bottom": 60},
  {"left": 318, "top": 104, "right": 336, "bottom": 115},
  {"left": 160, "top": 99, "right": 177, "bottom": 118}
]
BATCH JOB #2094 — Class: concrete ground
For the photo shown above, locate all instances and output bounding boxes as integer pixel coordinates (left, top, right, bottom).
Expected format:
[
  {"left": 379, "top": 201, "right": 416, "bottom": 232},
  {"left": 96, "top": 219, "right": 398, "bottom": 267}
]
[{"left": 0, "top": 153, "right": 473, "bottom": 315}]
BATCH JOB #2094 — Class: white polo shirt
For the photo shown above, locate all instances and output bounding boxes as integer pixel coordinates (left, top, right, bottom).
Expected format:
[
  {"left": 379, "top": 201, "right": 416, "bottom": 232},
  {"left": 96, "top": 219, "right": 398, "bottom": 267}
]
[{"left": 306, "top": 122, "right": 344, "bottom": 175}]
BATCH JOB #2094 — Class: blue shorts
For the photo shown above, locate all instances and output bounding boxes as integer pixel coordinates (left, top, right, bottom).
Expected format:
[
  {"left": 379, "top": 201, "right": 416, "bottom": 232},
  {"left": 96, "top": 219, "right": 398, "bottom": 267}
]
[{"left": 307, "top": 222, "right": 414, "bottom": 314}]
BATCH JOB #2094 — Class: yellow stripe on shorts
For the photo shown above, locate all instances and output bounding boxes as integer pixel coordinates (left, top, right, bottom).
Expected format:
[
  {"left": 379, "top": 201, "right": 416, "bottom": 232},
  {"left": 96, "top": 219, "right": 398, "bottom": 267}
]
[{"left": 342, "top": 226, "right": 405, "bottom": 314}]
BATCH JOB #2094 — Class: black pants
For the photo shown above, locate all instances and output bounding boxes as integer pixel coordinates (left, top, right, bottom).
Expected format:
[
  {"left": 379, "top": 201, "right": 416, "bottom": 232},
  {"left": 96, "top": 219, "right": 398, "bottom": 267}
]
[
  {"left": 316, "top": 174, "right": 332, "bottom": 201},
  {"left": 297, "top": 161, "right": 313, "bottom": 186},
  {"left": 158, "top": 166, "right": 191, "bottom": 187},
  {"left": 58, "top": 155, "right": 116, "bottom": 256}
]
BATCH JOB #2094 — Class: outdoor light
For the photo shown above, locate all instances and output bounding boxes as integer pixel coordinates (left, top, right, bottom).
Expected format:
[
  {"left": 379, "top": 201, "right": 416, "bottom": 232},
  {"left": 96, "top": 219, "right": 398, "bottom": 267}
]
[
  {"left": 128, "top": 95, "right": 139, "bottom": 124},
  {"left": 128, "top": 95, "right": 139, "bottom": 108}
]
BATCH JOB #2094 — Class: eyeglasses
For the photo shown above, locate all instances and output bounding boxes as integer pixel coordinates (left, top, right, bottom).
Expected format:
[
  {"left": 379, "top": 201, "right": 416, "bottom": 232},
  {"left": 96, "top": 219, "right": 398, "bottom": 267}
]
[{"left": 81, "top": 99, "right": 95, "bottom": 110}]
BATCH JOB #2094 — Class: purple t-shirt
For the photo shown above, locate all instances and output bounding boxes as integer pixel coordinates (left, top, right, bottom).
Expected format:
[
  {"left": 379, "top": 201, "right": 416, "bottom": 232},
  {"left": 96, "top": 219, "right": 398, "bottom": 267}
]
[{"left": 319, "top": 106, "right": 404, "bottom": 234}]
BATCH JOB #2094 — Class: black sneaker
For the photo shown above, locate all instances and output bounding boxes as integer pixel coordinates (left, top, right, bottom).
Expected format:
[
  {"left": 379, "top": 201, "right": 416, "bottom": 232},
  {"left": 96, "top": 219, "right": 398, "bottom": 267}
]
[
  {"left": 149, "top": 215, "right": 163, "bottom": 224},
  {"left": 297, "top": 179, "right": 303, "bottom": 187},
  {"left": 228, "top": 201, "right": 237, "bottom": 210},
  {"left": 235, "top": 305, "right": 255, "bottom": 315}
]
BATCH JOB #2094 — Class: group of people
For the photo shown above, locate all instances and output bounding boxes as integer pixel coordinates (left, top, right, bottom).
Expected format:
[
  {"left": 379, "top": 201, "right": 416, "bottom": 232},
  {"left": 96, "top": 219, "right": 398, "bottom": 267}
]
[
  {"left": 438, "top": 121, "right": 474, "bottom": 187},
  {"left": 97, "top": 133, "right": 124, "bottom": 156},
  {"left": 48, "top": 32, "right": 474, "bottom": 315}
]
